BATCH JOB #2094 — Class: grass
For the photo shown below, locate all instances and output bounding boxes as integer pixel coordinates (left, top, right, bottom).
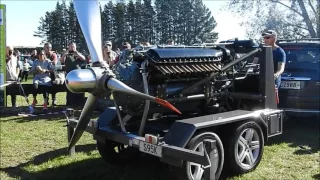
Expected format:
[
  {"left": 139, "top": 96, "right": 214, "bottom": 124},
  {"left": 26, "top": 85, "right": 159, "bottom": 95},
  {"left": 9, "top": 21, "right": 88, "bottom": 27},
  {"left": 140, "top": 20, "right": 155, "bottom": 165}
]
[{"left": 0, "top": 92, "right": 319, "bottom": 180}]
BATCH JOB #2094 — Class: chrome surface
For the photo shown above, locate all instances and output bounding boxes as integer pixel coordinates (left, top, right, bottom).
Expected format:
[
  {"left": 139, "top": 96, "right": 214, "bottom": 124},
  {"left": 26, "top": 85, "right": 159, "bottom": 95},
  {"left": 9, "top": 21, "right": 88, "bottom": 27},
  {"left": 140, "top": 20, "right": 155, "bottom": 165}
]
[
  {"left": 65, "top": 69, "right": 97, "bottom": 93},
  {"left": 107, "top": 78, "right": 156, "bottom": 102}
]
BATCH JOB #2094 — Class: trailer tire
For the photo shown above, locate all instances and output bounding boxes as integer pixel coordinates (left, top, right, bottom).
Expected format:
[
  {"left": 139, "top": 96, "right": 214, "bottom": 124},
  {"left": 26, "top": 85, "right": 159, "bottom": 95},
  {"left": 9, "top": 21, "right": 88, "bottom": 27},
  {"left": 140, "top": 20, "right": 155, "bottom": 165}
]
[
  {"left": 225, "top": 121, "right": 264, "bottom": 174},
  {"left": 176, "top": 132, "right": 224, "bottom": 180},
  {"left": 97, "top": 140, "right": 139, "bottom": 165}
]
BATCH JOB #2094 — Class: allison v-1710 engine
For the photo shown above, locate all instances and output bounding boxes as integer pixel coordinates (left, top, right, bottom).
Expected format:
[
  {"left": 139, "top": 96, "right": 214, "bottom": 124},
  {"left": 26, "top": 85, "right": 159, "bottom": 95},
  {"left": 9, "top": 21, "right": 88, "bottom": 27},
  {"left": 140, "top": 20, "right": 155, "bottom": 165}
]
[{"left": 111, "top": 41, "right": 259, "bottom": 117}]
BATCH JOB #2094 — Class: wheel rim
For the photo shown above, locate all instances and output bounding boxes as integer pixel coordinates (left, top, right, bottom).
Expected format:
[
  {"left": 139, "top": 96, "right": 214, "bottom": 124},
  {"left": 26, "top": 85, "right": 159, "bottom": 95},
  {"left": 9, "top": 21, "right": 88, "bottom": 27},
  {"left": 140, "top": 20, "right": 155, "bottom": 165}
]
[
  {"left": 236, "top": 128, "right": 260, "bottom": 168},
  {"left": 187, "top": 142, "right": 205, "bottom": 180},
  {"left": 186, "top": 140, "right": 219, "bottom": 180}
]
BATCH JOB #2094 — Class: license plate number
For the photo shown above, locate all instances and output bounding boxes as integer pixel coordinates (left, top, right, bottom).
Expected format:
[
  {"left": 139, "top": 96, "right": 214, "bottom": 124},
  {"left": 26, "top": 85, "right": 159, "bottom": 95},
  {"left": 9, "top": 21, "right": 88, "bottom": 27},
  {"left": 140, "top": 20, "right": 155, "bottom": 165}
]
[
  {"left": 280, "top": 81, "right": 301, "bottom": 89},
  {"left": 139, "top": 141, "right": 162, "bottom": 157}
]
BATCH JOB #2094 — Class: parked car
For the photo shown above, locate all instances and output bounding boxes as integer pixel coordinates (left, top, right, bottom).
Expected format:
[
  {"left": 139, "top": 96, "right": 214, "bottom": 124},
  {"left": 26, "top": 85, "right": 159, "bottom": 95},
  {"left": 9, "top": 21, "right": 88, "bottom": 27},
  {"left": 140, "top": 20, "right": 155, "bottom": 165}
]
[{"left": 277, "top": 38, "right": 320, "bottom": 117}]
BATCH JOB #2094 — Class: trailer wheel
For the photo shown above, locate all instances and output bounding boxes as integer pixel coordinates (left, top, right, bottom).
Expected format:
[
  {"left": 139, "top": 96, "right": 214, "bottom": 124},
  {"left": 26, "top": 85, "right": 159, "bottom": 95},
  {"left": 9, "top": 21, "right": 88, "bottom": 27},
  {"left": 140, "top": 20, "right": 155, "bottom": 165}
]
[
  {"left": 177, "top": 132, "right": 224, "bottom": 180},
  {"left": 225, "top": 121, "right": 264, "bottom": 174},
  {"left": 97, "top": 140, "right": 139, "bottom": 165}
]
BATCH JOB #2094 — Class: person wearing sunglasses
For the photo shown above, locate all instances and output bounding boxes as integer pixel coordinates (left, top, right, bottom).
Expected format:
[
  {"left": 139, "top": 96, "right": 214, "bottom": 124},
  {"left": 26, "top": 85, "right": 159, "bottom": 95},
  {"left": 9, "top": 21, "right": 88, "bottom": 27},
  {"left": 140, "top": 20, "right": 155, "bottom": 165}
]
[{"left": 261, "top": 30, "right": 286, "bottom": 89}]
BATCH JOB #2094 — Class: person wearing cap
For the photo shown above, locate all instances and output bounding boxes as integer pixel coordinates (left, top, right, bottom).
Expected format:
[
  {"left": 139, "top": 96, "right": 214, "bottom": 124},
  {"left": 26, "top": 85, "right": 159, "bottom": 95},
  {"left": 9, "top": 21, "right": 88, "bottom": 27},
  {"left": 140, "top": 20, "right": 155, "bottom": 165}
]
[
  {"left": 261, "top": 30, "right": 286, "bottom": 89},
  {"left": 103, "top": 41, "right": 117, "bottom": 67}
]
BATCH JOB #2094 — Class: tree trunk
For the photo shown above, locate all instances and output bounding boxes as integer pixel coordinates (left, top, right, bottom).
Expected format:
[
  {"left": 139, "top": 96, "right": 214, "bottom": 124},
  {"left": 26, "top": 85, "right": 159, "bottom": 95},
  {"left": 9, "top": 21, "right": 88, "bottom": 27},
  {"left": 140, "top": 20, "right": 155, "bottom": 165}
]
[{"left": 297, "top": 0, "right": 317, "bottom": 37}]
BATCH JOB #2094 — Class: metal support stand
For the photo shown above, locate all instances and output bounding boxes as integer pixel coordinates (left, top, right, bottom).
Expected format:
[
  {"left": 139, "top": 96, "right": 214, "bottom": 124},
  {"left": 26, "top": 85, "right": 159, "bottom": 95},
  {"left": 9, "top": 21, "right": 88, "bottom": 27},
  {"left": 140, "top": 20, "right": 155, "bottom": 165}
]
[
  {"left": 204, "top": 139, "right": 218, "bottom": 180},
  {"left": 113, "top": 97, "right": 127, "bottom": 133},
  {"left": 66, "top": 108, "right": 75, "bottom": 156}
]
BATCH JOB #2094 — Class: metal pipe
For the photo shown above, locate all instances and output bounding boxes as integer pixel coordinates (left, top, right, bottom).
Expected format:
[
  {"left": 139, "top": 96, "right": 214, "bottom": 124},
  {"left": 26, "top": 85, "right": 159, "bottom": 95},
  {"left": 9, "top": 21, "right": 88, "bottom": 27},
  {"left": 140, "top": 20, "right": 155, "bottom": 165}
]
[
  {"left": 180, "top": 48, "right": 261, "bottom": 95},
  {"left": 227, "top": 92, "right": 265, "bottom": 100},
  {"left": 167, "top": 94, "right": 206, "bottom": 103},
  {"left": 138, "top": 61, "right": 150, "bottom": 136},
  {"left": 113, "top": 97, "right": 127, "bottom": 133}
]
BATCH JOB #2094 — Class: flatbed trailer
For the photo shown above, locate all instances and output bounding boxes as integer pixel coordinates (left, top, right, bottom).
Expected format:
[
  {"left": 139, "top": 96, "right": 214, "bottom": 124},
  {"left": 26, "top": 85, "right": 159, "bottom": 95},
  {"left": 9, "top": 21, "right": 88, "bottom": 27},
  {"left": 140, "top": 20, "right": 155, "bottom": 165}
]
[{"left": 65, "top": 107, "right": 283, "bottom": 180}]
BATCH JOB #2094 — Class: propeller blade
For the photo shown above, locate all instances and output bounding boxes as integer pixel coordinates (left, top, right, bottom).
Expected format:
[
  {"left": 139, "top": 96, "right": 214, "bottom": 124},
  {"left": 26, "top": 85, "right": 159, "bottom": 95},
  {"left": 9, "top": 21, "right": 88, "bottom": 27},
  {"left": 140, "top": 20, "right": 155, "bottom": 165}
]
[
  {"left": 73, "top": 0, "right": 107, "bottom": 67},
  {"left": 67, "top": 94, "right": 98, "bottom": 152},
  {"left": 107, "top": 78, "right": 182, "bottom": 114},
  {"left": 67, "top": 0, "right": 103, "bottom": 153}
]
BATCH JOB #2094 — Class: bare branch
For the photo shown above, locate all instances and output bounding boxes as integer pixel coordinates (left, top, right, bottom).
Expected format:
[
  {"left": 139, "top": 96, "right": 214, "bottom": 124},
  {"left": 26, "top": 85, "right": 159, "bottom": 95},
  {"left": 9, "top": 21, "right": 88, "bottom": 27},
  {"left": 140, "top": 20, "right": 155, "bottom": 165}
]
[
  {"left": 308, "top": 0, "right": 317, "bottom": 15},
  {"left": 284, "top": 21, "right": 309, "bottom": 31},
  {"left": 270, "top": 0, "right": 303, "bottom": 16}
]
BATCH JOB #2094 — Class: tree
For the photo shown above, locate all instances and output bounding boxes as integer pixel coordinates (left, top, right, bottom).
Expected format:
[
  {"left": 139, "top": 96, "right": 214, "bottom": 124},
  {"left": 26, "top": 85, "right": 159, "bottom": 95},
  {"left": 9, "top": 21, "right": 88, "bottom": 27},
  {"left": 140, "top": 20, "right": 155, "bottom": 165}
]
[
  {"left": 225, "top": 0, "right": 320, "bottom": 39},
  {"left": 34, "top": 0, "right": 219, "bottom": 52}
]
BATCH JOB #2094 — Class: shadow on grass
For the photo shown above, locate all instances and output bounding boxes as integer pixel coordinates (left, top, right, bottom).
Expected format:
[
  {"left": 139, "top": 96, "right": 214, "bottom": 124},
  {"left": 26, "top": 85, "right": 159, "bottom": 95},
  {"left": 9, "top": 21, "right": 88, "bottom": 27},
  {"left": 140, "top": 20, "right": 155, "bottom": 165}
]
[
  {"left": 312, "top": 173, "right": 320, "bottom": 180},
  {"left": 266, "top": 117, "right": 320, "bottom": 154},
  {"left": 0, "top": 144, "right": 180, "bottom": 180},
  {"left": 1, "top": 108, "right": 102, "bottom": 123}
]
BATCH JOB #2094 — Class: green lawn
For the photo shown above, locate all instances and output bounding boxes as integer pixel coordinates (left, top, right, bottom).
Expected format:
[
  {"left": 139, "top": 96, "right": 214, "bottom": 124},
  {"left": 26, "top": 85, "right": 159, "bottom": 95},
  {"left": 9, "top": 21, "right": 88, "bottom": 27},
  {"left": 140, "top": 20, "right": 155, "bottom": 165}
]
[{"left": 0, "top": 93, "right": 319, "bottom": 180}]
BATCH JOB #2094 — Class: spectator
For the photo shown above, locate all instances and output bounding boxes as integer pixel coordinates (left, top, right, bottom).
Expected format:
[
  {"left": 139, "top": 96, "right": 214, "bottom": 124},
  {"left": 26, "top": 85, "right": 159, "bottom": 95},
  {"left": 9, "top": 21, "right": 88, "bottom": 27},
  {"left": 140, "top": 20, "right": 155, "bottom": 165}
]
[
  {"left": 261, "top": 30, "right": 286, "bottom": 89},
  {"left": 122, "top": 42, "right": 131, "bottom": 50},
  {"left": 44, "top": 42, "right": 58, "bottom": 106},
  {"left": 21, "top": 59, "right": 31, "bottom": 82},
  {"left": 103, "top": 41, "right": 117, "bottom": 67},
  {"left": 28, "top": 50, "right": 53, "bottom": 111},
  {"left": 13, "top": 50, "right": 23, "bottom": 81},
  {"left": 30, "top": 49, "right": 37, "bottom": 61},
  {"left": 6, "top": 46, "right": 20, "bottom": 107},
  {"left": 167, "top": 39, "right": 174, "bottom": 45},
  {"left": 60, "top": 42, "right": 86, "bottom": 108}
]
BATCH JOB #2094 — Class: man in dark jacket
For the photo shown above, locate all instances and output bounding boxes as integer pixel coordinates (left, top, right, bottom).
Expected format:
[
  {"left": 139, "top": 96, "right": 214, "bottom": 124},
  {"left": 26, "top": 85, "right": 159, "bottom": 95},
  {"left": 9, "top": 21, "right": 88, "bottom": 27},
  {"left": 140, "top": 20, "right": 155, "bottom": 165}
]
[{"left": 60, "top": 42, "right": 86, "bottom": 108}]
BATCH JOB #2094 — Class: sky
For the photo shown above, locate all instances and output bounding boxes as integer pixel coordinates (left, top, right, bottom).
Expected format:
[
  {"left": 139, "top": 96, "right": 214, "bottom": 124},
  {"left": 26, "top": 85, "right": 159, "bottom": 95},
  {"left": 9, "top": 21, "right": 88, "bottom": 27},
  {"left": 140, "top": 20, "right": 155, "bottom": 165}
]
[{"left": 1, "top": 0, "right": 247, "bottom": 47}]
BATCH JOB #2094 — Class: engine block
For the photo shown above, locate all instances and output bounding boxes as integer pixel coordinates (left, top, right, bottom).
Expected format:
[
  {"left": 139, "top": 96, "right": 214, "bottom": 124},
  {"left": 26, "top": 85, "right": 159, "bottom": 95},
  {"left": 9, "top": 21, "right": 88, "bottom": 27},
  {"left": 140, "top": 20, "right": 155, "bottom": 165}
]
[{"left": 145, "top": 48, "right": 223, "bottom": 81}]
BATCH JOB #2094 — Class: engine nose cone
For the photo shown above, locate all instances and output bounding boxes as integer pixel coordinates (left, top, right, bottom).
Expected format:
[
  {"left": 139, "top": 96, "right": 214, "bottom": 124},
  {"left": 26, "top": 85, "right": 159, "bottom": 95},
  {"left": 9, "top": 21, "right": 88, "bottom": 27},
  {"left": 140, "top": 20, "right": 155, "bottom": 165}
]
[{"left": 65, "top": 69, "right": 97, "bottom": 93}]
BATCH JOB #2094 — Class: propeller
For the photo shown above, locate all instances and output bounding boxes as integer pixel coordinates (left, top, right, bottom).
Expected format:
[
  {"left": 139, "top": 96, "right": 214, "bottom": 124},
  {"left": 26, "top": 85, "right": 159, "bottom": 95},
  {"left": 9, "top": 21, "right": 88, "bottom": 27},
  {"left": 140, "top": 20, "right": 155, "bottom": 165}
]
[{"left": 66, "top": 0, "right": 181, "bottom": 153}]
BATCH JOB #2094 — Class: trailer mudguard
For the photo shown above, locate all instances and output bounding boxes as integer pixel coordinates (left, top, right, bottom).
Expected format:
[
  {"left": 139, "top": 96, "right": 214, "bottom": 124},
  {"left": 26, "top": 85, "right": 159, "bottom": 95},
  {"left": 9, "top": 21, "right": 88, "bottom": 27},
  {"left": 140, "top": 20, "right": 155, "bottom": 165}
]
[{"left": 163, "top": 109, "right": 282, "bottom": 148}]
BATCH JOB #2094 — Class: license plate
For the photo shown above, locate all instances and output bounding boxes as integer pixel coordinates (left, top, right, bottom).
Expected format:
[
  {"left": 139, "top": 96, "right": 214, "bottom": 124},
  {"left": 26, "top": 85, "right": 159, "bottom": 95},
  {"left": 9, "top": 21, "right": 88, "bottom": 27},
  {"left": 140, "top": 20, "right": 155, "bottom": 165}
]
[
  {"left": 139, "top": 141, "right": 162, "bottom": 157},
  {"left": 280, "top": 81, "right": 301, "bottom": 89}
]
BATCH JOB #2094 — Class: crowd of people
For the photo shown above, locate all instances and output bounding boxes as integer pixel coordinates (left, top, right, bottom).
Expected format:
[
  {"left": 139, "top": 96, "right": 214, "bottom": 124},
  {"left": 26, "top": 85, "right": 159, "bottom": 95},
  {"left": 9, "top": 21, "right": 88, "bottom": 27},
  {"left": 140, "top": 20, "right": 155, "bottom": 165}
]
[{"left": 5, "top": 39, "right": 159, "bottom": 112}]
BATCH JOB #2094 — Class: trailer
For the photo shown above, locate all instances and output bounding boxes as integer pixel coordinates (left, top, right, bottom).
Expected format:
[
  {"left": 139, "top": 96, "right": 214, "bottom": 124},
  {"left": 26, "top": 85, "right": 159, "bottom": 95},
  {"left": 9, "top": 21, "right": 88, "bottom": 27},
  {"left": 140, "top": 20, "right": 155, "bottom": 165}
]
[{"left": 65, "top": 107, "right": 282, "bottom": 180}]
